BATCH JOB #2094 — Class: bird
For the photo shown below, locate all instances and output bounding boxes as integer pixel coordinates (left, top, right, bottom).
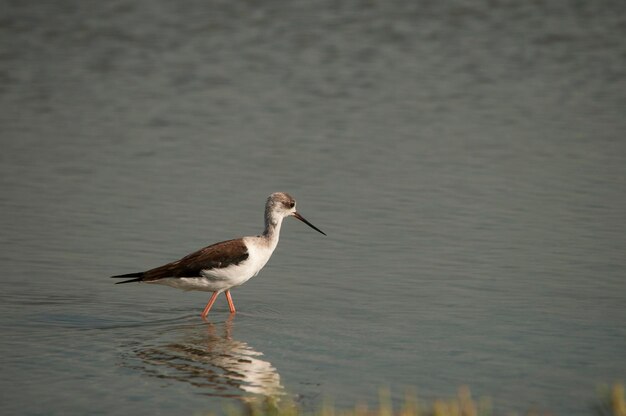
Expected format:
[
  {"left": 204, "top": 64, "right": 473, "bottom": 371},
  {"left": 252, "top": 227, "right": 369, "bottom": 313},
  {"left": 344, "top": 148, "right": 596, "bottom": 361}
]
[{"left": 111, "top": 192, "right": 326, "bottom": 318}]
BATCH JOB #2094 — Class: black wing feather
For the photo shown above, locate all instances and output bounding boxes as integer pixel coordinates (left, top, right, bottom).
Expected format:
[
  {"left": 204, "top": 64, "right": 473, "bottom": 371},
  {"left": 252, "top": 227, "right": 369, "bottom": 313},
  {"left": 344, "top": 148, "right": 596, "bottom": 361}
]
[{"left": 111, "top": 239, "right": 249, "bottom": 283}]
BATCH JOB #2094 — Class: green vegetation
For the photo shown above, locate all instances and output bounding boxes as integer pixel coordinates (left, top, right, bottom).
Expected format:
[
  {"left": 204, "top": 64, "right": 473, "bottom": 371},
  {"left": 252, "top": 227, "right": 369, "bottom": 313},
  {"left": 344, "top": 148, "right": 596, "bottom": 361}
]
[
  {"left": 226, "top": 383, "right": 626, "bottom": 416},
  {"left": 596, "top": 383, "right": 626, "bottom": 416}
]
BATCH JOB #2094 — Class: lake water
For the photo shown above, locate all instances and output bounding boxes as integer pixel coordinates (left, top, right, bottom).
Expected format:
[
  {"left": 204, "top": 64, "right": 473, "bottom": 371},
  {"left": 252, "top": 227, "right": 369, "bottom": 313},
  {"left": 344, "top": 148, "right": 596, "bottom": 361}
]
[{"left": 1, "top": 1, "right": 625, "bottom": 415}]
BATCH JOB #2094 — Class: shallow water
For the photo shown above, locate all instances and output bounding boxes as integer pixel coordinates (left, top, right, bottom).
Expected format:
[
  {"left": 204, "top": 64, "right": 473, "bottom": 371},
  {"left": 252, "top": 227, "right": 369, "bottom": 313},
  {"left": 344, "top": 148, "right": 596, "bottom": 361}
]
[{"left": 1, "top": 1, "right": 625, "bottom": 415}]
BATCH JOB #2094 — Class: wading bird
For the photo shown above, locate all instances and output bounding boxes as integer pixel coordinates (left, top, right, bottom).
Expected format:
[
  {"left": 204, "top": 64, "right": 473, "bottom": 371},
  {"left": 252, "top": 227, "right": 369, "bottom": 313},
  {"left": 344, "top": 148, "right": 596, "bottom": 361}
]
[{"left": 112, "top": 192, "right": 325, "bottom": 318}]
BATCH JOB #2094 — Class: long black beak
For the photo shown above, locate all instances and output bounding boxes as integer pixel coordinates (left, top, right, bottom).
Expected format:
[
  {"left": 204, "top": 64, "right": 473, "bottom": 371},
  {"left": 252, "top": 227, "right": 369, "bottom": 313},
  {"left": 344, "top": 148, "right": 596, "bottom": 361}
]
[{"left": 293, "top": 212, "right": 326, "bottom": 236}]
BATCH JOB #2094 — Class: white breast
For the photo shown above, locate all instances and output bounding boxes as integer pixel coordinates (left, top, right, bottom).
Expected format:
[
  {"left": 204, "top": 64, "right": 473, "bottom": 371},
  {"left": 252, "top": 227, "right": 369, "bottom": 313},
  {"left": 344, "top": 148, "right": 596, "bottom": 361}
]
[{"left": 236, "top": 236, "right": 276, "bottom": 278}]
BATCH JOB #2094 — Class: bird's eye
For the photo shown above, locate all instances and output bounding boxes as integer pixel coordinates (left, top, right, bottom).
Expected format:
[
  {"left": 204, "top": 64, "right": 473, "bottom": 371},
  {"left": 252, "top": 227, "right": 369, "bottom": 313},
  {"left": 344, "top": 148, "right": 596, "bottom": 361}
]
[{"left": 289, "top": 202, "right": 295, "bottom": 208}]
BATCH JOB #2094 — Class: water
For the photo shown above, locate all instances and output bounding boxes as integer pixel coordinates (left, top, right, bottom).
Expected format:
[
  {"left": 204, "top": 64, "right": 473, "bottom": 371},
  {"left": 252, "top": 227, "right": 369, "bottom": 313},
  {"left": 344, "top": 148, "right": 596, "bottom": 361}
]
[{"left": 1, "top": 1, "right": 625, "bottom": 414}]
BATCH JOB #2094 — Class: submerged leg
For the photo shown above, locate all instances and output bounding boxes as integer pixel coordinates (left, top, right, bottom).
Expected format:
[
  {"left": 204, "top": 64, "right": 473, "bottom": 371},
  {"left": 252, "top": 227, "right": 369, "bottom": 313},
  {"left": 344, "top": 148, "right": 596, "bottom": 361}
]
[
  {"left": 201, "top": 291, "right": 219, "bottom": 318},
  {"left": 225, "top": 290, "right": 236, "bottom": 314}
]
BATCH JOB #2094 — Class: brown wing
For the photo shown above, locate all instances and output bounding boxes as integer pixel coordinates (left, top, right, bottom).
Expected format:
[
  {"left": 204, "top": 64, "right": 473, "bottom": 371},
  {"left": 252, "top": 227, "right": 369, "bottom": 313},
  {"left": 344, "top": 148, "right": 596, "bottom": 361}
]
[{"left": 140, "top": 238, "right": 249, "bottom": 282}]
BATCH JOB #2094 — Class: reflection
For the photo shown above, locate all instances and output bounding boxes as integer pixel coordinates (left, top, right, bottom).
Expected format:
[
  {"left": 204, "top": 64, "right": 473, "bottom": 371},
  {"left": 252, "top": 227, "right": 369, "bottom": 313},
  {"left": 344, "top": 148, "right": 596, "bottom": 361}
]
[{"left": 129, "top": 316, "right": 284, "bottom": 400}]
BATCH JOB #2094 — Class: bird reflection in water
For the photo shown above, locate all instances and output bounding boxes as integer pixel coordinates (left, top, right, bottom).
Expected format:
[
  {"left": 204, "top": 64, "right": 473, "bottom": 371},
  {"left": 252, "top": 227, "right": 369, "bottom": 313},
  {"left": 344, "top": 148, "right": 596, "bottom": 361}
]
[{"left": 131, "top": 315, "right": 284, "bottom": 401}]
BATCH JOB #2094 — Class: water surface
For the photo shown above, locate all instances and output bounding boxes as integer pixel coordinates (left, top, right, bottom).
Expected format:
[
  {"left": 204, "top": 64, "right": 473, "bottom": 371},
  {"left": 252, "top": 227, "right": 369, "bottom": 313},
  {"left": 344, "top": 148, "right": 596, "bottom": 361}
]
[{"left": 1, "top": 1, "right": 625, "bottom": 415}]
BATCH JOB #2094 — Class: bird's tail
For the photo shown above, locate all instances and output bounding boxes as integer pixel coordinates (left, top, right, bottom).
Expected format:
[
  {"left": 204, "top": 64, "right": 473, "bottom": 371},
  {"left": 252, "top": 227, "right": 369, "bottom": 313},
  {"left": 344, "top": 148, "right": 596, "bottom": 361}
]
[{"left": 111, "top": 272, "right": 145, "bottom": 284}]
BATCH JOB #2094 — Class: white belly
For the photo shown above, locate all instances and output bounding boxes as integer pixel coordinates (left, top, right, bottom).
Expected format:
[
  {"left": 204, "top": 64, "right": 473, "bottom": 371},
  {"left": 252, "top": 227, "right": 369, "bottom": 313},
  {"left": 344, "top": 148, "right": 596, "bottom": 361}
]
[{"left": 148, "top": 236, "right": 276, "bottom": 293}]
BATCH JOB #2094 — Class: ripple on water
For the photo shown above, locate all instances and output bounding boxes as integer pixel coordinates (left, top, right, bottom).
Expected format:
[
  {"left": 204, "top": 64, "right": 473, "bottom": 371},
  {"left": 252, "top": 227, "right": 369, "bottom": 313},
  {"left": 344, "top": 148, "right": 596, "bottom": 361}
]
[{"left": 117, "top": 317, "right": 286, "bottom": 402}]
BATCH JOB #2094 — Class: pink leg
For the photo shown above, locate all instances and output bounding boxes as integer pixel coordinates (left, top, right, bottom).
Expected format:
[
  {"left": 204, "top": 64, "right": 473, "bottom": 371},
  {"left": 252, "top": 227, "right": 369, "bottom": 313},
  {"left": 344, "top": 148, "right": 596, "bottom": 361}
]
[
  {"left": 225, "top": 290, "right": 236, "bottom": 314},
  {"left": 201, "top": 291, "right": 219, "bottom": 318}
]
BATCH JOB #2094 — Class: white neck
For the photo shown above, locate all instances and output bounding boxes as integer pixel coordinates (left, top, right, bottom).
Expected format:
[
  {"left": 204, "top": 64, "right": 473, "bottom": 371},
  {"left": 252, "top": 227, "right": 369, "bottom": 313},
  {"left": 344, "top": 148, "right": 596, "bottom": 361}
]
[{"left": 261, "top": 211, "right": 283, "bottom": 250}]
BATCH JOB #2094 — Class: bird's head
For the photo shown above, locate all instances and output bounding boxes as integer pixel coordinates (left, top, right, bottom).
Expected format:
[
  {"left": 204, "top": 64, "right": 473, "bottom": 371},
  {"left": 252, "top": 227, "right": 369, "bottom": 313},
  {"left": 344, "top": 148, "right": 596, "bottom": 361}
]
[{"left": 265, "top": 192, "right": 326, "bottom": 235}]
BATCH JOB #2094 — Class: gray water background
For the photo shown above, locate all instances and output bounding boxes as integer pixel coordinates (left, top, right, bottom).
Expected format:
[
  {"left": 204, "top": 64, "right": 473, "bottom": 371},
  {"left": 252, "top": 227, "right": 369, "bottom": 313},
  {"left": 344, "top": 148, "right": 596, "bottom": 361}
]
[{"left": 1, "top": 1, "right": 625, "bottom": 415}]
